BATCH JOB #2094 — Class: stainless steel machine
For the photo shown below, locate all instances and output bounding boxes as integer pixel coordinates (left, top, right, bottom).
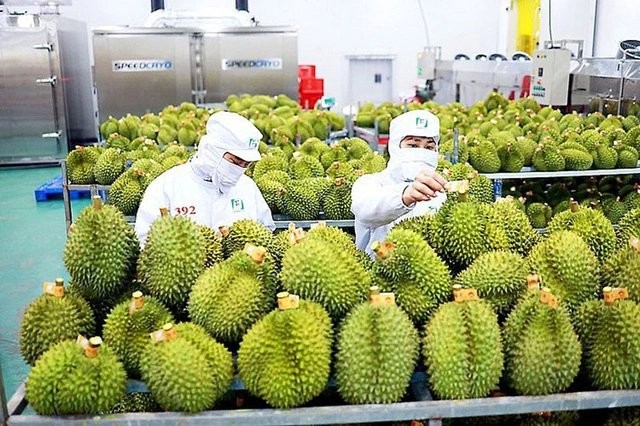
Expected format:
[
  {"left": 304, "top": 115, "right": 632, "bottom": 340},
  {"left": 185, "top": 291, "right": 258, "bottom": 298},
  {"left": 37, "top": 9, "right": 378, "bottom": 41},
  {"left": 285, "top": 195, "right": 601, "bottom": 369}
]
[
  {"left": 0, "top": 12, "right": 97, "bottom": 165},
  {"left": 93, "top": 25, "right": 298, "bottom": 121}
]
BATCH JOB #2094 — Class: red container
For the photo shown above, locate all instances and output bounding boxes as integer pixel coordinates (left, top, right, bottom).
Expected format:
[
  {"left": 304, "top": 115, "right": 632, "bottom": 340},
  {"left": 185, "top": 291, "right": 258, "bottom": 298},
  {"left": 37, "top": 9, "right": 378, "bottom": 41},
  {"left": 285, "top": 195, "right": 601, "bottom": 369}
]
[
  {"left": 299, "top": 78, "right": 323, "bottom": 92},
  {"left": 299, "top": 77, "right": 324, "bottom": 108},
  {"left": 298, "top": 65, "right": 316, "bottom": 79}
]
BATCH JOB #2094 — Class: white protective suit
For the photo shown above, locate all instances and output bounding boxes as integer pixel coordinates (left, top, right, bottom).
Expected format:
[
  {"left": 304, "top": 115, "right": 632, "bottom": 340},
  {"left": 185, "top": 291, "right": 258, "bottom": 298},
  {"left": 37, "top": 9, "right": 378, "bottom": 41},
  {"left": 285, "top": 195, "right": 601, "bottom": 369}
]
[
  {"left": 135, "top": 111, "right": 275, "bottom": 246},
  {"left": 351, "top": 110, "right": 447, "bottom": 255}
]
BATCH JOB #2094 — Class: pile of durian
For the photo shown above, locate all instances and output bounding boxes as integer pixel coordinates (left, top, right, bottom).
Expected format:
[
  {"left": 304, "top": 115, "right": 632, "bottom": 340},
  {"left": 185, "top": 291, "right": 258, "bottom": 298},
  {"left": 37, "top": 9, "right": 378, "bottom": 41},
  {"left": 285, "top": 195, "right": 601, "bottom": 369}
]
[
  {"left": 355, "top": 93, "right": 640, "bottom": 173},
  {"left": 502, "top": 174, "right": 640, "bottom": 228},
  {"left": 19, "top": 179, "right": 640, "bottom": 418}
]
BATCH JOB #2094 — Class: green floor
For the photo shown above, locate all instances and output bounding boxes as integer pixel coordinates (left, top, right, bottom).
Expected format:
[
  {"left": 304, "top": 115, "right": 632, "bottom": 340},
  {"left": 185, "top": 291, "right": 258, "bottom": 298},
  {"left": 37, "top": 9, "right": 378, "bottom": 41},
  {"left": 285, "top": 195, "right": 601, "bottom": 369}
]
[{"left": 0, "top": 166, "right": 90, "bottom": 400}]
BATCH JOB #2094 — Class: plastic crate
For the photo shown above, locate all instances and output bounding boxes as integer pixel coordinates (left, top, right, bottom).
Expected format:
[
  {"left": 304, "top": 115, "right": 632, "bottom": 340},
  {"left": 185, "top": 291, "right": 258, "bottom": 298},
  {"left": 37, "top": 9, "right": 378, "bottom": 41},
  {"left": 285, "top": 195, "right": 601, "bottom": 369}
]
[{"left": 34, "top": 175, "right": 90, "bottom": 202}]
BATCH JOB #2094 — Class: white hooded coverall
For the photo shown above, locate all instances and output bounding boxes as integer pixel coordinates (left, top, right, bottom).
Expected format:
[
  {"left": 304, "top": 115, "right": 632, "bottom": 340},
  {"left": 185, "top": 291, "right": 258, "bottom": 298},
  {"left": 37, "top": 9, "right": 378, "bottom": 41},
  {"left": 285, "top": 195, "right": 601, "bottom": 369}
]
[
  {"left": 351, "top": 110, "right": 447, "bottom": 255},
  {"left": 135, "top": 112, "right": 275, "bottom": 246}
]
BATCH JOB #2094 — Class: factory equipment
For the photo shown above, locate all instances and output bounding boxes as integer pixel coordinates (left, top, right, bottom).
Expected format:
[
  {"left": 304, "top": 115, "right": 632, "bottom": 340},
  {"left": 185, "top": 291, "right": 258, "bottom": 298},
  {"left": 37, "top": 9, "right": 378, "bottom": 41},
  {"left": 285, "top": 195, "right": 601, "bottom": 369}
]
[
  {"left": 0, "top": 7, "right": 97, "bottom": 165},
  {"left": 93, "top": 25, "right": 298, "bottom": 122},
  {"left": 530, "top": 48, "right": 572, "bottom": 106},
  {"left": 415, "top": 46, "right": 440, "bottom": 102}
]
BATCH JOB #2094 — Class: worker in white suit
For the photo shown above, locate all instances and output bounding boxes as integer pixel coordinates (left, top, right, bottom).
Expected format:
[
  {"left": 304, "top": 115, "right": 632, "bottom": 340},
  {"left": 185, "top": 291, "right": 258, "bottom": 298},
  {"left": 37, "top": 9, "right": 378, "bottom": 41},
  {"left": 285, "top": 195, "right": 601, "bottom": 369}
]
[
  {"left": 135, "top": 111, "right": 275, "bottom": 246},
  {"left": 351, "top": 109, "right": 447, "bottom": 255}
]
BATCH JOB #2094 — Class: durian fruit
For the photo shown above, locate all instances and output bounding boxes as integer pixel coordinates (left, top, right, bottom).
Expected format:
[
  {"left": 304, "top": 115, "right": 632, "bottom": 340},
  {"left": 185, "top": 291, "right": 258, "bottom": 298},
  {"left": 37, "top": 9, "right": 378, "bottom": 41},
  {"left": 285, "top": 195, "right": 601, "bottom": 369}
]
[
  {"left": 576, "top": 287, "right": 640, "bottom": 390},
  {"left": 336, "top": 287, "right": 419, "bottom": 404},
  {"left": 532, "top": 143, "right": 565, "bottom": 171},
  {"left": 140, "top": 323, "right": 234, "bottom": 412},
  {"left": 281, "top": 232, "right": 370, "bottom": 319},
  {"left": 485, "top": 197, "right": 540, "bottom": 256},
  {"left": 138, "top": 210, "right": 206, "bottom": 311},
  {"left": 527, "top": 230, "right": 599, "bottom": 313},
  {"left": 197, "top": 225, "right": 224, "bottom": 268},
  {"left": 514, "top": 411, "right": 581, "bottom": 426},
  {"left": 64, "top": 197, "right": 139, "bottom": 302},
  {"left": 283, "top": 178, "right": 322, "bottom": 220},
  {"left": 289, "top": 152, "right": 324, "bottom": 179},
  {"left": 527, "top": 202, "right": 553, "bottom": 228},
  {"left": 546, "top": 201, "right": 616, "bottom": 263},
  {"left": 469, "top": 140, "right": 501, "bottom": 173},
  {"left": 26, "top": 337, "right": 126, "bottom": 415},
  {"left": 66, "top": 146, "right": 100, "bottom": 184},
  {"left": 189, "top": 245, "right": 276, "bottom": 344},
  {"left": 616, "top": 208, "right": 640, "bottom": 248},
  {"left": 110, "top": 392, "right": 159, "bottom": 413},
  {"left": 219, "top": 218, "right": 273, "bottom": 258},
  {"left": 454, "top": 250, "right": 528, "bottom": 317},
  {"left": 602, "top": 197, "right": 628, "bottom": 225},
  {"left": 561, "top": 149, "right": 593, "bottom": 170},
  {"left": 94, "top": 147, "right": 126, "bottom": 185},
  {"left": 102, "top": 292, "right": 173, "bottom": 377},
  {"left": 19, "top": 279, "right": 95, "bottom": 365},
  {"left": 502, "top": 284, "right": 581, "bottom": 395},
  {"left": 253, "top": 152, "right": 288, "bottom": 179},
  {"left": 323, "top": 176, "right": 356, "bottom": 220},
  {"left": 601, "top": 237, "right": 640, "bottom": 302},
  {"left": 109, "top": 168, "right": 149, "bottom": 216},
  {"left": 430, "top": 194, "right": 508, "bottom": 271},
  {"left": 371, "top": 228, "right": 451, "bottom": 325},
  {"left": 603, "top": 408, "right": 640, "bottom": 426},
  {"left": 423, "top": 286, "right": 504, "bottom": 399},
  {"left": 238, "top": 295, "right": 332, "bottom": 408}
]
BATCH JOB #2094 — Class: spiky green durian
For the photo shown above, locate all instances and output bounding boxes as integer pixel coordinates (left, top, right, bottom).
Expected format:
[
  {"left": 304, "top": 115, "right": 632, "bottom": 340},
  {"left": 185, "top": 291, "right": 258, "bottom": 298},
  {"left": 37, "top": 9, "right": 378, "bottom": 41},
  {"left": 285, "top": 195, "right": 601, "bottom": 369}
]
[
  {"left": 423, "top": 289, "right": 503, "bottom": 399},
  {"left": 591, "top": 143, "right": 618, "bottom": 169},
  {"left": 100, "top": 116, "right": 120, "bottom": 140},
  {"left": 64, "top": 197, "right": 139, "bottom": 302},
  {"left": 617, "top": 208, "right": 640, "bottom": 248},
  {"left": 336, "top": 290, "right": 419, "bottom": 404},
  {"left": 454, "top": 250, "right": 528, "bottom": 316},
  {"left": 577, "top": 290, "right": 640, "bottom": 390},
  {"left": 469, "top": 140, "right": 501, "bottom": 173},
  {"left": 503, "top": 287, "right": 581, "bottom": 395},
  {"left": 288, "top": 152, "right": 325, "bottom": 179},
  {"left": 26, "top": 338, "right": 126, "bottom": 415},
  {"left": 614, "top": 143, "right": 639, "bottom": 168},
  {"left": 140, "top": 323, "right": 234, "bottom": 412},
  {"left": 94, "top": 148, "right": 126, "bottom": 185},
  {"left": 601, "top": 238, "right": 640, "bottom": 302},
  {"left": 320, "top": 145, "right": 349, "bottom": 170},
  {"left": 281, "top": 235, "right": 370, "bottom": 319},
  {"left": 66, "top": 146, "right": 100, "bottom": 184},
  {"left": 323, "top": 177, "right": 355, "bottom": 220},
  {"left": 19, "top": 280, "right": 95, "bottom": 366},
  {"left": 527, "top": 202, "right": 553, "bottom": 228},
  {"left": 219, "top": 218, "right": 273, "bottom": 258},
  {"left": 391, "top": 213, "right": 434, "bottom": 241},
  {"left": 189, "top": 246, "right": 276, "bottom": 343},
  {"left": 485, "top": 197, "right": 541, "bottom": 256},
  {"left": 102, "top": 292, "right": 173, "bottom": 377},
  {"left": 197, "top": 225, "right": 224, "bottom": 268},
  {"left": 252, "top": 152, "right": 288, "bottom": 179},
  {"left": 108, "top": 168, "right": 148, "bottom": 216},
  {"left": 498, "top": 143, "right": 525, "bottom": 172},
  {"left": 532, "top": 144, "right": 565, "bottom": 171},
  {"left": 602, "top": 197, "right": 628, "bottom": 225},
  {"left": 430, "top": 199, "right": 508, "bottom": 271},
  {"left": 371, "top": 228, "right": 451, "bottom": 324},
  {"left": 546, "top": 202, "right": 616, "bottom": 263},
  {"left": 238, "top": 298, "right": 332, "bottom": 408},
  {"left": 299, "top": 137, "right": 330, "bottom": 158},
  {"left": 283, "top": 178, "right": 322, "bottom": 220},
  {"left": 527, "top": 230, "right": 599, "bottom": 312},
  {"left": 110, "top": 392, "right": 159, "bottom": 413},
  {"left": 138, "top": 214, "right": 206, "bottom": 311},
  {"left": 561, "top": 149, "right": 593, "bottom": 170}
]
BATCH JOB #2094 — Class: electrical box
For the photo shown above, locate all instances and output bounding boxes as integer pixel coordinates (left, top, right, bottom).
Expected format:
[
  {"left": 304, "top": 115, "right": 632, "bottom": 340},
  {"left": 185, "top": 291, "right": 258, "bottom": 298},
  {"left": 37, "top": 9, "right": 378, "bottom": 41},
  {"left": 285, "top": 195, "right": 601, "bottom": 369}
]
[
  {"left": 417, "top": 49, "right": 436, "bottom": 80},
  {"left": 530, "top": 48, "right": 571, "bottom": 105}
]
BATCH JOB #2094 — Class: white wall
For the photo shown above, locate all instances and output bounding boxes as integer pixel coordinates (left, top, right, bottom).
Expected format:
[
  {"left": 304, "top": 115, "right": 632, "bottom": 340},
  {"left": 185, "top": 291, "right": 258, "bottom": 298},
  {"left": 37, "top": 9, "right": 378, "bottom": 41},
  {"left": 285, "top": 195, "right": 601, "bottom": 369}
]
[
  {"left": 592, "top": 0, "right": 640, "bottom": 57},
  {"left": 537, "top": 0, "right": 597, "bottom": 57}
]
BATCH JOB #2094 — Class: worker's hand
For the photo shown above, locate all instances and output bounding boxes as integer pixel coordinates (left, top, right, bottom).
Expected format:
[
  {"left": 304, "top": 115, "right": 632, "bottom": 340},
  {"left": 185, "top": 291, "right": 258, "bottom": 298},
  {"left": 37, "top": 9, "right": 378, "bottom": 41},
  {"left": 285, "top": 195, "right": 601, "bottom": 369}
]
[{"left": 402, "top": 170, "right": 448, "bottom": 206}]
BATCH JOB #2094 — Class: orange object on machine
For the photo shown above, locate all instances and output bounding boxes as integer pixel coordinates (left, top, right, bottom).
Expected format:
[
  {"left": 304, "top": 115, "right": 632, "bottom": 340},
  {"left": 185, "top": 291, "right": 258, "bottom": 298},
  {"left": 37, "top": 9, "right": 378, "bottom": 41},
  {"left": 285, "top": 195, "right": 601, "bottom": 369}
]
[{"left": 298, "top": 64, "right": 324, "bottom": 109}]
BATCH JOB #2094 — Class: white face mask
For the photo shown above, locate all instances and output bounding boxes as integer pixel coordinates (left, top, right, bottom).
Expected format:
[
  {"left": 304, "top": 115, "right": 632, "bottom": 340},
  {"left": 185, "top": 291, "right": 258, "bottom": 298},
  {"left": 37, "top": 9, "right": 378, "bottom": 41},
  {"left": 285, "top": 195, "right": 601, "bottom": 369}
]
[
  {"left": 213, "top": 158, "right": 247, "bottom": 193},
  {"left": 393, "top": 148, "right": 439, "bottom": 181}
]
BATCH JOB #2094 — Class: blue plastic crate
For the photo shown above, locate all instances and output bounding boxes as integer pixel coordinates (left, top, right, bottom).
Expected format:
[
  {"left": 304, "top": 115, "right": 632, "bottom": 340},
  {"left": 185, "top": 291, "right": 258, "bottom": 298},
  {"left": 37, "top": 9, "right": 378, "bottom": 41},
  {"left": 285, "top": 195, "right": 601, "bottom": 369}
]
[{"left": 34, "top": 175, "right": 90, "bottom": 202}]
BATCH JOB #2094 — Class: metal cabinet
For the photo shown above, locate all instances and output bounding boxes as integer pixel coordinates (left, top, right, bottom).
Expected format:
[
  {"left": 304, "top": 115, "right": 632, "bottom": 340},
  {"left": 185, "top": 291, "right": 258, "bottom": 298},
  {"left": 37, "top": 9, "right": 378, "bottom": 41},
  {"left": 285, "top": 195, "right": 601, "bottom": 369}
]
[{"left": 0, "top": 14, "right": 97, "bottom": 165}]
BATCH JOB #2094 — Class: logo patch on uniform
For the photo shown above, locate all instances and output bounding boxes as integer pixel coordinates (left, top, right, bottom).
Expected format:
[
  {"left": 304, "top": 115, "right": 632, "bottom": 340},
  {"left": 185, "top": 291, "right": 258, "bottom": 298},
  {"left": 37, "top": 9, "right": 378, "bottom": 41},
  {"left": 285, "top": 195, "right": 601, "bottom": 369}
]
[
  {"left": 415, "top": 117, "right": 429, "bottom": 128},
  {"left": 248, "top": 138, "right": 258, "bottom": 149},
  {"left": 231, "top": 199, "right": 245, "bottom": 212}
]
